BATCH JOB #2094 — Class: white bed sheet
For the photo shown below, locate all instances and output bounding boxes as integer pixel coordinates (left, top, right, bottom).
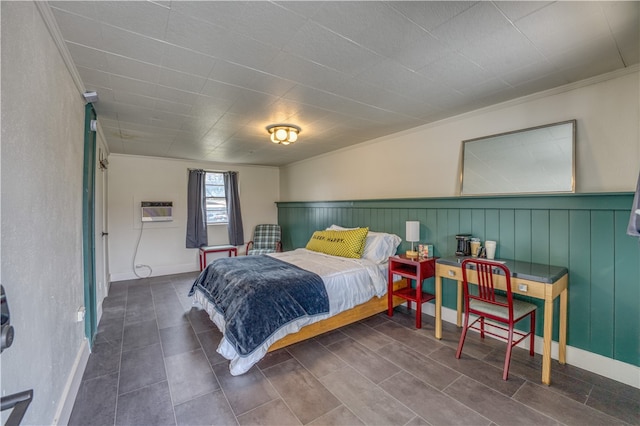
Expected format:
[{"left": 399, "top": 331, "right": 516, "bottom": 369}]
[{"left": 191, "top": 248, "right": 388, "bottom": 375}]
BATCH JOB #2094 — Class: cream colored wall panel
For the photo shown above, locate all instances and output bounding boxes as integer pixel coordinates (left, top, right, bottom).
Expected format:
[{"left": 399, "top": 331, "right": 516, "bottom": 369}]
[
  {"left": 280, "top": 70, "right": 639, "bottom": 201},
  {"left": 1, "top": 2, "right": 87, "bottom": 424},
  {"left": 107, "top": 155, "right": 279, "bottom": 280}
]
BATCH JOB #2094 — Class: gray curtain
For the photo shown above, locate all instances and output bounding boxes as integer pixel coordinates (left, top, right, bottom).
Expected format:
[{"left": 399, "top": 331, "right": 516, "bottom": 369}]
[
  {"left": 224, "top": 171, "right": 244, "bottom": 246},
  {"left": 186, "top": 169, "right": 208, "bottom": 248}
]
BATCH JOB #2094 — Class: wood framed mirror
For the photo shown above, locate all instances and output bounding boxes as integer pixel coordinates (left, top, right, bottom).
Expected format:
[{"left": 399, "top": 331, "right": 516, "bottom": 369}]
[{"left": 460, "top": 120, "right": 576, "bottom": 196}]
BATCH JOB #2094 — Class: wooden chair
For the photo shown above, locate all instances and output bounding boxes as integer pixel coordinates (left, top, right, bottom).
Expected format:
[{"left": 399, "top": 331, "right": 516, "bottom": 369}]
[
  {"left": 245, "top": 224, "right": 282, "bottom": 255},
  {"left": 455, "top": 258, "right": 536, "bottom": 380}
]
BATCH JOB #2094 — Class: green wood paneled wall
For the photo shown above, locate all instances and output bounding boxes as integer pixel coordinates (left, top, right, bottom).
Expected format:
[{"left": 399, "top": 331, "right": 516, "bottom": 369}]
[{"left": 277, "top": 193, "right": 639, "bottom": 366}]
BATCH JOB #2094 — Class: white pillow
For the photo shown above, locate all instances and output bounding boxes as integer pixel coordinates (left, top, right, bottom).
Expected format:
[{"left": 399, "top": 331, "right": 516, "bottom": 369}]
[{"left": 327, "top": 225, "right": 401, "bottom": 264}]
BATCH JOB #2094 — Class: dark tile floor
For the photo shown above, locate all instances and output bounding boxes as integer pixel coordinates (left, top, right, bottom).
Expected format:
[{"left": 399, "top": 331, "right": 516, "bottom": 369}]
[{"left": 70, "top": 272, "right": 639, "bottom": 426}]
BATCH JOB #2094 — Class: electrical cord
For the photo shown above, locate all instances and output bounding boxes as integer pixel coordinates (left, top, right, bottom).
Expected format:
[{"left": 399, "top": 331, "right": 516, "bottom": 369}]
[{"left": 132, "top": 221, "right": 152, "bottom": 279}]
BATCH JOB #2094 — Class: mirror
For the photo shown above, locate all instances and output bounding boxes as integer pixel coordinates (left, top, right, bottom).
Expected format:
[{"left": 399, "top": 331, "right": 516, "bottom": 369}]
[{"left": 460, "top": 120, "right": 575, "bottom": 196}]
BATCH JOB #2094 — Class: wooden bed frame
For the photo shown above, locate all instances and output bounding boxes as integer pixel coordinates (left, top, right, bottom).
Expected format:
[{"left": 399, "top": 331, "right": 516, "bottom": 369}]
[{"left": 268, "top": 279, "right": 409, "bottom": 352}]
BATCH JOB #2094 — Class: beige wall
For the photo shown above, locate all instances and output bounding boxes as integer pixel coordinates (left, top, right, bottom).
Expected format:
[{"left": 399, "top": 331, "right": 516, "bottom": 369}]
[
  {"left": 280, "top": 68, "right": 639, "bottom": 201},
  {"left": 1, "top": 2, "right": 88, "bottom": 424},
  {"left": 108, "top": 155, "right": 279, "bottom": 280}
]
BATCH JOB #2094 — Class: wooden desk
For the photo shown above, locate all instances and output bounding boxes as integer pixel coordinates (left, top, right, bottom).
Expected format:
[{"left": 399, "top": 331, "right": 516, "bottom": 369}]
[{"left": 435, "top": 256, "right": 568, "bottom": 385}]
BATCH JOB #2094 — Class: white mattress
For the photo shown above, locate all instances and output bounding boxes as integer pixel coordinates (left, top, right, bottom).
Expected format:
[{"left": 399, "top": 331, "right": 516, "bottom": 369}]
[{"left": 192, "top": 248, "right": 388, "bottom": 375}]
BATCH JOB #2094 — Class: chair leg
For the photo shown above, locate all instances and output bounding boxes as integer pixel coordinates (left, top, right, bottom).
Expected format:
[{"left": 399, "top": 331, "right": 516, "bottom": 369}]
[
  {"left": 503, "top": 327, "right": 514, "bottom": 380},
  {"left": 456, "top": 312, "right": 471, "bottom": 359},
  {"left": 529, "top": 310, "right": 536, "bottom": 356},
  {"left": 480, "top": 316, "right": 485, "bottom": 339}
]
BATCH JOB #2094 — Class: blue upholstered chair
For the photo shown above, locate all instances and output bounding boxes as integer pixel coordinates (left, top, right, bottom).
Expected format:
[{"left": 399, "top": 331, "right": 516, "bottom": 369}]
[{"left": 245, "top": 224, "right": 282, "bottom": 255}]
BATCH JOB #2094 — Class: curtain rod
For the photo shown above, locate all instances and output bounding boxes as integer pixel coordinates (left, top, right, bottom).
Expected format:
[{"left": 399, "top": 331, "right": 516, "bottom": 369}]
[{"left": 187, "top": 168, "right": 238, "bottom": 173}]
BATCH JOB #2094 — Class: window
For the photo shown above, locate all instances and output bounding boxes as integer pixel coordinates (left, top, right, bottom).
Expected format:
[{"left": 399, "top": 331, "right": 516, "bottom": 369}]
[{"left": 205, "top": 172, "right": 227, "bottom": 224}]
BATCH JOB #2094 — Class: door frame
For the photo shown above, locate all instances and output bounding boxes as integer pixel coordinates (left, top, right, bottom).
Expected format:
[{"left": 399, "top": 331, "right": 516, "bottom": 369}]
[{"left": 82, "top": 104, "right": 97, "bottom": 345}]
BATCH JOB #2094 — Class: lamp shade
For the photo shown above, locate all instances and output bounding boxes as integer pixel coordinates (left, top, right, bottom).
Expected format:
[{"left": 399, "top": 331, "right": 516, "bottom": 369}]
[{"left": 406, "top": 221, "right": 420, "bottom": 243}]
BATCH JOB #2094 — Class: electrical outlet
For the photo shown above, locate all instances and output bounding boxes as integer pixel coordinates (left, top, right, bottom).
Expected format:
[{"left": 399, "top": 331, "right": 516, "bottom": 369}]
[{"left": 518, "top": 284, "right": 528, "bottom": 292}]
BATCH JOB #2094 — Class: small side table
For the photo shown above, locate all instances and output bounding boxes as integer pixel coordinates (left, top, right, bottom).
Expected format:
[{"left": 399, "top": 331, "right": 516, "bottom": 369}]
[
  {"left": 199, "top": 245, "right": 238, "bottom": 271},
  {"left": 387, "top": 255, "right": 437, "bottom": 328}
]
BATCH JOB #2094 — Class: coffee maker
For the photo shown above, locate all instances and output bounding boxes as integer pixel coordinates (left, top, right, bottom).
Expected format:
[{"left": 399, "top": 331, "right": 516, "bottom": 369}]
[{"left": 455, "top": 234, "right": 472, "bottom": 256}]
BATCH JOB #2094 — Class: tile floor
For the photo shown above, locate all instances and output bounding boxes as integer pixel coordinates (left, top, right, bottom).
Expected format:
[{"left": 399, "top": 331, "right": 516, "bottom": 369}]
[{"left": 69, "top": 272, "right": 639, "bottom": 425}]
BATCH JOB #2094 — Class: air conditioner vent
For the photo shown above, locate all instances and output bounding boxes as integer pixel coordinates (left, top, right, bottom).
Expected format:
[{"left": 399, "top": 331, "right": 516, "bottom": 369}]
[{"left": 141, "top": 201, "right": 173, "bottom": 222}]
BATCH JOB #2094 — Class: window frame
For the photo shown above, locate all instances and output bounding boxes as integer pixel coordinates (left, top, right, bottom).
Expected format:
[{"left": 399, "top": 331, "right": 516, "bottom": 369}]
[{"left": 204, "top": 171, "right": 228, "bottom": 225}]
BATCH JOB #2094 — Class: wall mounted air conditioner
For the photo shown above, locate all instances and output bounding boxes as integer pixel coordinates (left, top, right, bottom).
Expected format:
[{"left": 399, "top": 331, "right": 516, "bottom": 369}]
[{"left": 141, "top": 201, "right": 173, "bottom": 222}]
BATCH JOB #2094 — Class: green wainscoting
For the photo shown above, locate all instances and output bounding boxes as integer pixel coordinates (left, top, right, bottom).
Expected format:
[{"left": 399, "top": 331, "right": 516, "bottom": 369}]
[{"left": 277, "top": 193, "right": 640, "bottom": 367}]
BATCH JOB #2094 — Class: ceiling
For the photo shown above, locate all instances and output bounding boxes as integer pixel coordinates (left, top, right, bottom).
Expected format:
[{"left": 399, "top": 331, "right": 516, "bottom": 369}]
[{"left": 48, "top": 1, "right": 639, "bottom": 167}]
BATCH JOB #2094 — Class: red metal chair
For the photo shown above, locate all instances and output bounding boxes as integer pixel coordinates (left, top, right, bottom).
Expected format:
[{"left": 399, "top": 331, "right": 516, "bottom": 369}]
[{"left": 455, "top": 258, "right": 536, "bottom": 380}]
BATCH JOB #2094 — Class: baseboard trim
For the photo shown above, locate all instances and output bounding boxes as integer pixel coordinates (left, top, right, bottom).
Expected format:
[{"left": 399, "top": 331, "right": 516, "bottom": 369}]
[
  {"left": 421, "top": 303, "right": 639, "bottom": 389},
  {"left": 53, "top": 339, "right": 90, "bottom": 425}
]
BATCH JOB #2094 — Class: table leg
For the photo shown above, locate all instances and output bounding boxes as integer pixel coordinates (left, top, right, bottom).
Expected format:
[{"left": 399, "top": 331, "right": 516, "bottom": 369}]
[
  {"left": 559, "top": 287, "right": 568, "bottom": 364},
  {"left": 456, "top": 280, "right": 463, "bottom": 327},
  {"left": 435, "top": 275, "right": 442, "bottom": 339},
  {"left": 387, "top": 269, "right": 394, "bottom": 317},
  {"left": 416, "top": 302, "right": 421, "bottom": 328},
  {"left": 542, "top": 297, "right": 554, "bottom": 385}
]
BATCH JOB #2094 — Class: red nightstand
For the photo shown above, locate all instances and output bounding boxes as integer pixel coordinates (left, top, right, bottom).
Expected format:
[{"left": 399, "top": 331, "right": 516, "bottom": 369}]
[{"left": 387, "top": 255, "right": 437, "bottom": 328}]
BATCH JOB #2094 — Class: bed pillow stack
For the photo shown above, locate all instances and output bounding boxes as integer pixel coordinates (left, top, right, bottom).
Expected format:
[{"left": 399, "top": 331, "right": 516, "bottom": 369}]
[
  {"left": 305, "top": 227, "right": 369, "bottom": 258},
  {"left": 326, "top": 225, "right": 402, "bottom": 264}
]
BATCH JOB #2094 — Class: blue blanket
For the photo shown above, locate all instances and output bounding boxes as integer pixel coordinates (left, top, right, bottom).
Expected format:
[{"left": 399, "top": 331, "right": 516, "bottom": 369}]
[{"left": 189, "top": 255, "right": 329, "bottom": 356}]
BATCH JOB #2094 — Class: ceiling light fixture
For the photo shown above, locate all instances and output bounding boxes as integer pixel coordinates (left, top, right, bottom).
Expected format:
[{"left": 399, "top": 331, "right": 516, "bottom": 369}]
[{"left": 266, "top": 124, "right": 300, "bottom": 145}]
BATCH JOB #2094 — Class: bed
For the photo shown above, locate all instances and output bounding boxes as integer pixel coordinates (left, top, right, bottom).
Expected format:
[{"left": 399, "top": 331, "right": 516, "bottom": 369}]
[{"left": 189, "top": 226, "right": 407, "bottom": 376}]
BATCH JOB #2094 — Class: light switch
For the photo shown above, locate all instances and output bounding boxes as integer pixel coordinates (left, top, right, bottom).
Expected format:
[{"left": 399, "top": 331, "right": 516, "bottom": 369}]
[
  {"left": 518, "top": 284, "right": 528, "bottom": 292},
  {"left": 448, "top": 270, "right": 456, "bottom": 277}
]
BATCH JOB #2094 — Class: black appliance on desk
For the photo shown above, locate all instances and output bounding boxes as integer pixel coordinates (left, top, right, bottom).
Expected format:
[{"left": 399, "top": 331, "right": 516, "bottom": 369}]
[{"left": 455, "top": 234, "right": 472, "bottom": 256}]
